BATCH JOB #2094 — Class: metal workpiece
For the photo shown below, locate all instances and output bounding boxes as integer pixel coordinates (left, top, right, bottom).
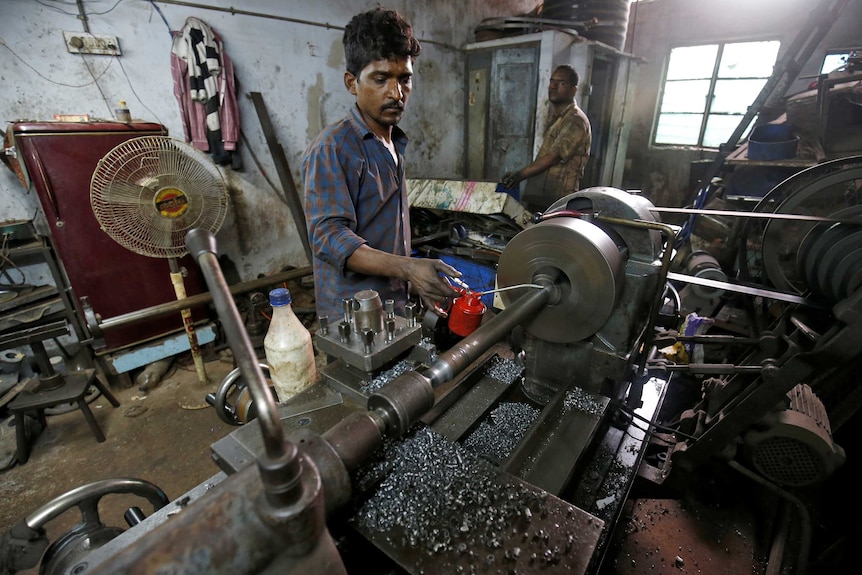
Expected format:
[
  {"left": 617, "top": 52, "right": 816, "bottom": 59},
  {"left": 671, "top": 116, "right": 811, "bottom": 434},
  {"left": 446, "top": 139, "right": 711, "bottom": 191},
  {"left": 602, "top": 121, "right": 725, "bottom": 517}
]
[
  {"left": 367, "top": 370, "right": 435, "bottom": 437},
  {"left": 185, "top": 229, "right": 299, "bottom": 509},
  {"left": 316, "top": 314, "right": 422, "bottom": 373},
  {"left": 86, "top": 458, "right": 341, "bottom": 575},
  {"left": 496, "top": 217, "right": 625, "bottom": 343},
  {"left": 424, "top": 286, "right": 553, "bottom": 387},
  {"left": 84, "top": 266, "right": 312, "bottom": 339}
]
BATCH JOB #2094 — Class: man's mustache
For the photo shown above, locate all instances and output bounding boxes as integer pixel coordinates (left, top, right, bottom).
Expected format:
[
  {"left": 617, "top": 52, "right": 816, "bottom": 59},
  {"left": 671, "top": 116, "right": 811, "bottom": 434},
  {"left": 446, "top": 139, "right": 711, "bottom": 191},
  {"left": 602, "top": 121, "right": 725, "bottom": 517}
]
[{"left": 383, "top": 102, "right": 405, "bottom": 111}]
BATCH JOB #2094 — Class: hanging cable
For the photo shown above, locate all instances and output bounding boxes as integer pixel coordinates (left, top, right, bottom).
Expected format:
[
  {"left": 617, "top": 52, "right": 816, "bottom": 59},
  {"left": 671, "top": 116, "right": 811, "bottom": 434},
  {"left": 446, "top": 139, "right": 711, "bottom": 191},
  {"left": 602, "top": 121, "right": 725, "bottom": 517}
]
[
  {"left": 78, "top": 53, "right": 114, "bottom": 118},
  {"left": 115, "top": 55, "right": 164, "bottom": 125},
  {"left": 146, "top": 0, "right": 174, "bottom": 37}
]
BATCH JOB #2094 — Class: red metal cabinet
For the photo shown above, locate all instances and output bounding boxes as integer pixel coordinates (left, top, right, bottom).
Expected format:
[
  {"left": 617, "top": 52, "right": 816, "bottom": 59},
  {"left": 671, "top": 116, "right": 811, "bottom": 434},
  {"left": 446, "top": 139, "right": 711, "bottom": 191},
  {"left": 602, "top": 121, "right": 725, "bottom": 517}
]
[{"left": 11, "top": 122, "right": 207, "bottom": 351}]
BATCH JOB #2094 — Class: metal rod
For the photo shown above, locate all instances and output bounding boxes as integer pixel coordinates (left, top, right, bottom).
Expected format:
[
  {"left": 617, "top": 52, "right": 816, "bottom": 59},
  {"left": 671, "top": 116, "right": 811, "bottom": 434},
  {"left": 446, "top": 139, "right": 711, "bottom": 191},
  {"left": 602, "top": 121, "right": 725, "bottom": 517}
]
[
  {"left": 666, "top": 271, "right": 819, "bottom": 306},
  {"left": 153, "top": 0, "right": 459, "bottom": 50},
  {"left": 75, "top": 0, "right": 90, "bottom": 33},
  {"left": 650, "top": 206, "right": 862, "bottom": 224},
  {"left": 185, "top": 230, "right": 286, "bottom": 462},
  {"left": 423, "top": 286, "right": 552, "bottom": 387},
  {"left": 94, "top": 267, "right": 312, "bottom": 333}
]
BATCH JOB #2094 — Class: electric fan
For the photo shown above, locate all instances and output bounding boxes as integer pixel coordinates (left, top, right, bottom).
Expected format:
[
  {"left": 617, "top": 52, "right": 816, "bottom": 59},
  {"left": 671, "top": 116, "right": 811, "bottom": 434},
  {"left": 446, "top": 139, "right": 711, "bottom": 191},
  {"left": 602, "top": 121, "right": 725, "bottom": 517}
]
[{"left": 90, "top": 136, "right": 229, "bottom": 401}]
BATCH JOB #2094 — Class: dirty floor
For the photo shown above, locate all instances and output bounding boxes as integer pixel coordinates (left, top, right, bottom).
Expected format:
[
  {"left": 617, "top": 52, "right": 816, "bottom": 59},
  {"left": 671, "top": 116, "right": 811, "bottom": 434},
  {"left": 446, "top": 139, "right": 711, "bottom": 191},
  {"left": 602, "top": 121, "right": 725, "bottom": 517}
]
[{"left": 0, "top": 353, "right": 238, "bottom": 572}]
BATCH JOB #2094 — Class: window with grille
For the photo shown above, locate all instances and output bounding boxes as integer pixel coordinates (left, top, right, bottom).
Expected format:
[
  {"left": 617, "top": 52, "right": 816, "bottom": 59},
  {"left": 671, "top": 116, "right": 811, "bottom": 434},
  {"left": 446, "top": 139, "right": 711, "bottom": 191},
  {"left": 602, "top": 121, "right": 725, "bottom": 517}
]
[{"left": 653, "top": 40, "right": 781, "bottom": 148}]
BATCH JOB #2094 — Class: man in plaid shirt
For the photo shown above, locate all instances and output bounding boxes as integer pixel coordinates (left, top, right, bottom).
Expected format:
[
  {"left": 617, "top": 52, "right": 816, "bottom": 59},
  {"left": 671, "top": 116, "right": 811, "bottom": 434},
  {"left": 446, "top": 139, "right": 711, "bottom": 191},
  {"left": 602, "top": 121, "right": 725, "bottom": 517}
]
[{"left": 302, "top": 7, "right": 461, "bottom": 323}]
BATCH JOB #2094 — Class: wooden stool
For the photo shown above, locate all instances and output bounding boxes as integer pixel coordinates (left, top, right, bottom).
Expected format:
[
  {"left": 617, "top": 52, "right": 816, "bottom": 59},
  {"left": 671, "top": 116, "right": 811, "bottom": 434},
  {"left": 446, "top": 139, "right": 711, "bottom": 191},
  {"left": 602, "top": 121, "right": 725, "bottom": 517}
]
[{"left": 8, "top": 368, "right": 120, "bottom": 464}]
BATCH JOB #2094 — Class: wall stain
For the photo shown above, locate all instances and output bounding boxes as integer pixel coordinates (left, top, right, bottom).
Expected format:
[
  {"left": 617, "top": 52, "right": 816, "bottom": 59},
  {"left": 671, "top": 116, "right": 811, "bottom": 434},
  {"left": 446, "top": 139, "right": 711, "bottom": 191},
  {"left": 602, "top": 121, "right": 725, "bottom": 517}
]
[
  {"left": 223, "top": 171, "right": 251, "bottom": 256},
  {"left": 307, "top": 73, "right": 326, "bottom": 141},
  {"left": 327, "top": 36, "right": 343, "bottom": 70}
]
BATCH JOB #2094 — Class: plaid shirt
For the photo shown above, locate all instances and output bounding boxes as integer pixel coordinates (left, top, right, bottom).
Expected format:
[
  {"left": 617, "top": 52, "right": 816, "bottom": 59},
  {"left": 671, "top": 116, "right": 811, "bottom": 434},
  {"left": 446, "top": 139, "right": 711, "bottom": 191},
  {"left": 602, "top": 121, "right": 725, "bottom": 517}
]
[
  {"left": 302, "top": 106, "right": 410, "bottom": 322},
  {"left": 523, "top": 102, "right": 591, "bottom": 210}
]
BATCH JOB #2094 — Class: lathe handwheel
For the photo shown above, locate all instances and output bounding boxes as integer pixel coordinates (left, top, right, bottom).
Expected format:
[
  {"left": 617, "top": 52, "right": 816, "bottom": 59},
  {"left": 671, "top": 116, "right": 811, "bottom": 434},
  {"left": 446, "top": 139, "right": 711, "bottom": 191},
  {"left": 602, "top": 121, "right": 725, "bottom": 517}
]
[
  {"left": 742, "top": 156, "right": 862, "bottom": 301},
  {"left": 210, "top": 362, "right": 274, "bottom": 425},
  {"left": 21, "top": 478, "right": 169, "bottom": 575}
]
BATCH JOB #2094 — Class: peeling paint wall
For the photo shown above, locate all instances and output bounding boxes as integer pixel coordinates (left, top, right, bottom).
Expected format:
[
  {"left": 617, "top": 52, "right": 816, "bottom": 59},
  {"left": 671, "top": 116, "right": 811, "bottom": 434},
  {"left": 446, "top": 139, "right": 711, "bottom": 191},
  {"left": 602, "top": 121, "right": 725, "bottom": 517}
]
[
  {"left": 0, "top": 0, "right": 539, "bottom": 285},
  {"left": 623, "top": 0, "right": 862, "bottom": 208}
]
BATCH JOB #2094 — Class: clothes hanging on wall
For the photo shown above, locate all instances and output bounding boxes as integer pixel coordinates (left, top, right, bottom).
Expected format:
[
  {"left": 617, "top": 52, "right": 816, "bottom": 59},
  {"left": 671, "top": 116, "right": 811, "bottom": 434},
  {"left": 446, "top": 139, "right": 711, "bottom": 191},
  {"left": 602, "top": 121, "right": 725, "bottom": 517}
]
[{"left": 170, "top": 17, "right": 242, "bottom": 168}]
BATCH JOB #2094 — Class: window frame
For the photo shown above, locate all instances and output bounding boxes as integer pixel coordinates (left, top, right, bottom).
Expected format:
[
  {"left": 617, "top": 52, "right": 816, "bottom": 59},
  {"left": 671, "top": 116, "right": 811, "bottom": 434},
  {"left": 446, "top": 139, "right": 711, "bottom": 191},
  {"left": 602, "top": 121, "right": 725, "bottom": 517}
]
[{"left": 652, "top": 37, "right": 782, "bottom": 149}]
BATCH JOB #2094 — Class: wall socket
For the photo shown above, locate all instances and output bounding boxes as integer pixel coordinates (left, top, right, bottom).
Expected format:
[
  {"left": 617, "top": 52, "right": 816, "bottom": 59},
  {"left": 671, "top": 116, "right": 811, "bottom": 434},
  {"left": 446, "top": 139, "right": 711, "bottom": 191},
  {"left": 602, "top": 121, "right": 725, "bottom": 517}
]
[{"left": 63, "top": 31, "right": 122, "bottom": 56}]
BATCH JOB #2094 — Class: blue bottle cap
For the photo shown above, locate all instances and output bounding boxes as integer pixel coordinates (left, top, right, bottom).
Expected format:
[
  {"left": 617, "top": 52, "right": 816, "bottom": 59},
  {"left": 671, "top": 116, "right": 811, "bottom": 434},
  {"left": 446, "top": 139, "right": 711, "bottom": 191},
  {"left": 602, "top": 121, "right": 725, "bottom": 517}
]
[{"left": 269, "top": 287, "right": 292, "bottom": 306}]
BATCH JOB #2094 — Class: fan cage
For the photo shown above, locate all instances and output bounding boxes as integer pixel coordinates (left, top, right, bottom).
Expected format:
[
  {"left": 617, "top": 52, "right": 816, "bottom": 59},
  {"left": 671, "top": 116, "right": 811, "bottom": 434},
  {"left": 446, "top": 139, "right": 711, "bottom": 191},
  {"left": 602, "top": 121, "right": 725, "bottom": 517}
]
[{"left": 90, "top": 136, "right": 229, "bottom": 259}]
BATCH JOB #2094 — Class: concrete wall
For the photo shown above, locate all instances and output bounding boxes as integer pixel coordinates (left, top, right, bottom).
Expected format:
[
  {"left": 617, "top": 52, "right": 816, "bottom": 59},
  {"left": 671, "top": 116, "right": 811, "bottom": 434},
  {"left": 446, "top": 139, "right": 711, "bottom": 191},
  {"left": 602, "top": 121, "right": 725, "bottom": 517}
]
[
  {"left": 623, "top": 0, "right": 862, "bottom": 208},
  {"left": 0, "top": 0, "right": 538, "bottom": 284}
]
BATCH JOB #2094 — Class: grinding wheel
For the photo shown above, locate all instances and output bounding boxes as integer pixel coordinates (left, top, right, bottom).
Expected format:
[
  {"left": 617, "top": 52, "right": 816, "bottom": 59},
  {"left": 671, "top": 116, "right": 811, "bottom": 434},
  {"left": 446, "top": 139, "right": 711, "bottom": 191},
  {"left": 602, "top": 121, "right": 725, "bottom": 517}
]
[{"left": 497, "top": 217, "right": 624, "bottom": 343}]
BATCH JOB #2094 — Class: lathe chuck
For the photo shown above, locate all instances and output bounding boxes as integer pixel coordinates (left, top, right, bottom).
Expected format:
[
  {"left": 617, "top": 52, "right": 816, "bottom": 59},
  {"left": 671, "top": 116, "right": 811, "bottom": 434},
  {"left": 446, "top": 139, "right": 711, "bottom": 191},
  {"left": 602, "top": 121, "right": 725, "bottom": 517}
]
[{"left": 497, "top": 217, "right": 625, "bottom": 343}]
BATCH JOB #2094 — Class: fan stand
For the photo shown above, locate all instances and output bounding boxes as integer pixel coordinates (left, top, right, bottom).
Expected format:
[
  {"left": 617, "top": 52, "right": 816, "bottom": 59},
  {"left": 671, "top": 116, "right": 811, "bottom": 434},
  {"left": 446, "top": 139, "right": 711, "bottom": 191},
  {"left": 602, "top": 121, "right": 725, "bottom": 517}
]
[
  {"left": 169, "top": 258, "right": 215, "bottom": 410},
  {"left": 90, "top": 136, "right": 230, "bottom": 411}
]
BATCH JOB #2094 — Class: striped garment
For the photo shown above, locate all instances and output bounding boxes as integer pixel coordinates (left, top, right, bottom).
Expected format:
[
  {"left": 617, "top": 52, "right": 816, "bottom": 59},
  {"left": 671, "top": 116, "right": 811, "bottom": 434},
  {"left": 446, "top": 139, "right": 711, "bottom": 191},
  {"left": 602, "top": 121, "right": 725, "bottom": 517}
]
[
  {"left": 170, "top": 17, "right": 239, "bottom": 165},
  {"left": 302, "top": 106, "right": 411, "bottom": 322}
]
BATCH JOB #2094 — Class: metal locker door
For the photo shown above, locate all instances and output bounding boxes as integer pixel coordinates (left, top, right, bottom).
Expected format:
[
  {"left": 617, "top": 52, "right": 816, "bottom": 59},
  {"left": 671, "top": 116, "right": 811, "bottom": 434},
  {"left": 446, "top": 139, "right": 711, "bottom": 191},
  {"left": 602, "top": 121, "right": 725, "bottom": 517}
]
[{"left": 487, "top": 46, "right": 539, "bottom": 181}]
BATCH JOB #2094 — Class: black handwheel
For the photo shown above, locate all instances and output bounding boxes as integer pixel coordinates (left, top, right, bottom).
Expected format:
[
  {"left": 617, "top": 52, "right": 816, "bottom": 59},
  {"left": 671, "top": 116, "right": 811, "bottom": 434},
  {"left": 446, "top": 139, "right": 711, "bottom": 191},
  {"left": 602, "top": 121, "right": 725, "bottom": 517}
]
[{"left": 3, "top": 478, "right": 169, "bottom": 575}]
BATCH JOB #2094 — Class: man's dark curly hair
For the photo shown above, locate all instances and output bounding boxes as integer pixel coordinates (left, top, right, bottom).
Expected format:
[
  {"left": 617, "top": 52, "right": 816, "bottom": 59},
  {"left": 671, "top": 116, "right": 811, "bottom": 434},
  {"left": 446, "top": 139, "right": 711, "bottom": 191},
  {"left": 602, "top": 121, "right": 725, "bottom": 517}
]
[
  {"left": 555, "top": 64, "right": 579, "bottom": 87},
  {"left": 343, "top": 7, "right": 421, "bottom": 78}
]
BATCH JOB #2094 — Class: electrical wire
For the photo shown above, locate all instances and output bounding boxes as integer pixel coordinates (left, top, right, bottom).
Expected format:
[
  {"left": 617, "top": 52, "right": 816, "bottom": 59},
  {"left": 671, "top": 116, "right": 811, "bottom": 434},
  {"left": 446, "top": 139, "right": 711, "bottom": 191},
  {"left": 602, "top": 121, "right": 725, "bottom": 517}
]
[
  {"left": 0, "top": 234, "right": 27, "bottom": 287},
  {"left": 77, "top": 52, "right": 115, "bottom": 118},
  {"left": 146, "top": 0, "right": 174, "bottom": 37},
  {"left": 115, "top": 55, "right": 164, "bottom": 125},
  {"left": 86, "top": 0, "right": 126, "bottom": 16},
  {"left": 0, "top": 41, "right": 115, "bottom": 88},
  {"left": 623, "top": 419, "right": 678, "bottom": 447},
  {"left": 34, "top": 0, "right": 79, "bottom": 17},
  {"left": 609, "top": 398, "right": 699, "bottom": 442}
]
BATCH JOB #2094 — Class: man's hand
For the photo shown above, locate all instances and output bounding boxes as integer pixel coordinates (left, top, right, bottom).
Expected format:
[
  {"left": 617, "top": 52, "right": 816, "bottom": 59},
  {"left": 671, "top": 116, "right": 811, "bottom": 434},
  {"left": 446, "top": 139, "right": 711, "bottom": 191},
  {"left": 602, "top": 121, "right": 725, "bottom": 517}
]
[
  {"left": 403, "top": 258, "right": 461, "bottom": 313},
  {"left": 501, "top": 171, "right": 522, "bottom": 189}
]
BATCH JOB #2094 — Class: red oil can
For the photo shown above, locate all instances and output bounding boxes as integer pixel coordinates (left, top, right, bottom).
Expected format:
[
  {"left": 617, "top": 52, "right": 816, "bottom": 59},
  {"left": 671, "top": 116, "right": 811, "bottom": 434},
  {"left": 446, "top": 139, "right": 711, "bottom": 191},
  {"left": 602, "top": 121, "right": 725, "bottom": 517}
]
[{"left": 448, "top": 289, "right": 486, "bottom": 337}]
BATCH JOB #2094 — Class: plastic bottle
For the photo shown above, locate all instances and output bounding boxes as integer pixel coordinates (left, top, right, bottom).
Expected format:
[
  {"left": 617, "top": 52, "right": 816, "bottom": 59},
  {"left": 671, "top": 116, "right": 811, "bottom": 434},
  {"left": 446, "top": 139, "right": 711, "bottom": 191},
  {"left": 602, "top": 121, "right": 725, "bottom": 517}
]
[
  {"left": 264, "top": 287, "right": 317, "bottom": 402},
  {"left": 115, "top": 100, "right": 132, "bottom": 122}
]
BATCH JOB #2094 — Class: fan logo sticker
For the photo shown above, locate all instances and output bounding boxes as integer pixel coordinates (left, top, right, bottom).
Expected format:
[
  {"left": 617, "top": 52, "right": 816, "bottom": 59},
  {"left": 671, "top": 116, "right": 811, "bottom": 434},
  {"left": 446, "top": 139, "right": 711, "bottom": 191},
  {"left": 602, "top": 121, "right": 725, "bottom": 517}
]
[{"left": 154, "top": 188, "right": 189, "bottom": 218}]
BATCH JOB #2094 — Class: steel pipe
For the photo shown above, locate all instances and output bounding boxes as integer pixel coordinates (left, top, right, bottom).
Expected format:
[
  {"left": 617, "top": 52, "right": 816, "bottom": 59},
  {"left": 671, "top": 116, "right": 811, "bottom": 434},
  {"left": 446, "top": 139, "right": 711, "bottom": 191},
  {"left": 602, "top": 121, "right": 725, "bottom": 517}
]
[
  {"left": 423, "top": 286, "right": 553, "bottom": 387},
  {"left": 91, "top": 267, "right": 311, "bottom": 335}
]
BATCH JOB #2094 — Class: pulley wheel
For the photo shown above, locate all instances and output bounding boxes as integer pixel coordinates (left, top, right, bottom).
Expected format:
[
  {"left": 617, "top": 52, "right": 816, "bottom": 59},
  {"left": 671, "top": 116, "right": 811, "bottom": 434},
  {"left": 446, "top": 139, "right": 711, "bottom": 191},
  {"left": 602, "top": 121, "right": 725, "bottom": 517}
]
[
  {"left": 497, "top": 217, "right": 624, "bottom": 343},
  {"left": 747, "top": 156, "right": 862, "bottom": 300}
]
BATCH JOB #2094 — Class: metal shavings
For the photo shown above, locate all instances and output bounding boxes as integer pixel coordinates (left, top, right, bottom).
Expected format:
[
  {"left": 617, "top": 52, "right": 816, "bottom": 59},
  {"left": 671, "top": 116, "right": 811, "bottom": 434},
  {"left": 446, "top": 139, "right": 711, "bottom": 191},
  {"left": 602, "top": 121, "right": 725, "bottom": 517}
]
[
  {"left": 484, "top": 356, "right": 523, "bottom": 384},
  {"left": 564, "top": 387, "right": 605, "bottom": 416},
  {"left": 360, "top": 359, "right": 418, "bottom": 394},
  {"left": 352, "top": 426, "right": 547, "bottom": 560},
  {"left": 462, "top": 402, "right": 540, "bottom": 465}
]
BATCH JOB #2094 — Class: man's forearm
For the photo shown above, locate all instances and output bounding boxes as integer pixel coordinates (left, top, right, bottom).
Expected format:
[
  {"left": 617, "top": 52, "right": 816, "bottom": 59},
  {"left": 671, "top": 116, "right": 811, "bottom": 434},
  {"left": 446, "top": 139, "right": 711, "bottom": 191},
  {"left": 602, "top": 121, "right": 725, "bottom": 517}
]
[{"left": 346, "top": 244, "right": 409, "bottom": 279}]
